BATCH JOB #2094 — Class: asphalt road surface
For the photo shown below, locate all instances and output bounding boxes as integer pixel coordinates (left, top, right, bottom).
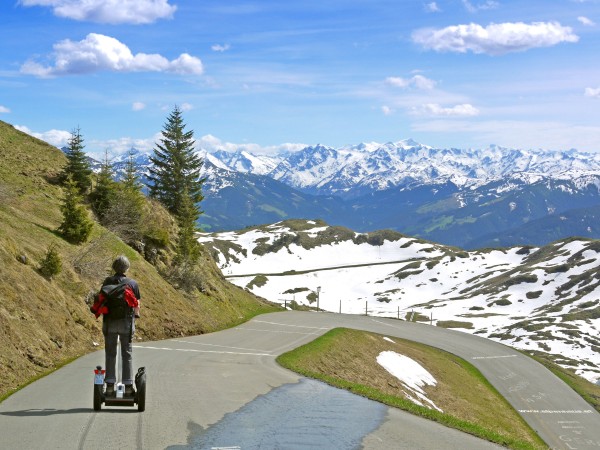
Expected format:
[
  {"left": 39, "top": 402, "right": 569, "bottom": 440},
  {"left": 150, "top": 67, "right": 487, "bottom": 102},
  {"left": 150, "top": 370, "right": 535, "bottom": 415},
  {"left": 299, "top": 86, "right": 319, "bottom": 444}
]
[{"left": 1, "top": 311, "right": 599, "bottom": 449}]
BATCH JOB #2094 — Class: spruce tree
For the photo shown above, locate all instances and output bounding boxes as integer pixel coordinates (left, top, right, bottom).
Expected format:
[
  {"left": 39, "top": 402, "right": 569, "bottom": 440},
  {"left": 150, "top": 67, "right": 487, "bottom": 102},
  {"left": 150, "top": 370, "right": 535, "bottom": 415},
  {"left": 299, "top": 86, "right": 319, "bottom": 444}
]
[
  {"left": 39, "top": 244, "right": 62, "bottom": 279},
  {"left": 90, "top": 150, "right": 116, "bottom": 220},
  {"left": 147, "top": 106, "right": 205, "bottom": 219},
  {"left": 62, "top": 127, "right": 92, "bottom": 195},
  {"left": 58, "top": 176, "right": 94, "bottom": 244},
  {"left": 174, "top": 186, "right": 201, "bottom": 263},
  {"left": 122, "top": 149, "right": 143, "bottom": 192}
]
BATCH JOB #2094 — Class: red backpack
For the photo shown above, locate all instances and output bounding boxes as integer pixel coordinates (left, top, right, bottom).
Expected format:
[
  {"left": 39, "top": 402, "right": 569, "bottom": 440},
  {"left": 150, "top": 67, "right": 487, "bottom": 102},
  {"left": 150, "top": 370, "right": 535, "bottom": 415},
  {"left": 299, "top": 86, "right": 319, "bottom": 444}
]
[{"left": 90, "top": 281, "right": 138, "bottom": 319}]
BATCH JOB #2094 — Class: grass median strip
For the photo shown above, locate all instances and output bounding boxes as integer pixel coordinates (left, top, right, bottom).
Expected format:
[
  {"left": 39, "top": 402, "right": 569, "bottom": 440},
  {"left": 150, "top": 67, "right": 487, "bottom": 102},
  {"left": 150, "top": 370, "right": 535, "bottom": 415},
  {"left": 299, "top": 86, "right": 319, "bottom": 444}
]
[{"left": 277, "top": 327, "right": 546, "bottom": 450}]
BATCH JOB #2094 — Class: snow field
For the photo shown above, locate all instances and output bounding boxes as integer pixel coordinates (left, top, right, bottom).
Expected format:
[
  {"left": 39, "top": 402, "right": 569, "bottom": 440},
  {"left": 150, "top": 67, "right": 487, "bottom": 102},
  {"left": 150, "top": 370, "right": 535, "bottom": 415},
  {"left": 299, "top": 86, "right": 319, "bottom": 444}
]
[{"left": 200, "top": 223, "right": 600, "bottom": 383}]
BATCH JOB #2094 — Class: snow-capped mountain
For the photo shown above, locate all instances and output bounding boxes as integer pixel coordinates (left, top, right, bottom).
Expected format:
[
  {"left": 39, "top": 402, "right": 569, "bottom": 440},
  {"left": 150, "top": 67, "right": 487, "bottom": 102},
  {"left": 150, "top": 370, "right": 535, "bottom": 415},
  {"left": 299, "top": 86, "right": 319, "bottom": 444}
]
[
  {"left": 208, "top": 140, "right": 600, "bottom": 199},
  {"left": 198, "top": 219, "right": 600, "bottom": 383},
  {"left": 210, "top": 149, "right": 281, "bottom": 175},
  {"left": 87, "top": 139, "right": 600, "bottom": 248}
]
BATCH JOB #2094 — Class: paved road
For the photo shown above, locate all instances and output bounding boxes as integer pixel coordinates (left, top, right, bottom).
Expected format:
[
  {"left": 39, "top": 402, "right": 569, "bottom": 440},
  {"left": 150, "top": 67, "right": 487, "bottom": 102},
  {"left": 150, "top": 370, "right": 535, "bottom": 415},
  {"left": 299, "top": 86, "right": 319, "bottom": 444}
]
[{"left": 1, "top": 311, "right": 599, "bottom": 449}]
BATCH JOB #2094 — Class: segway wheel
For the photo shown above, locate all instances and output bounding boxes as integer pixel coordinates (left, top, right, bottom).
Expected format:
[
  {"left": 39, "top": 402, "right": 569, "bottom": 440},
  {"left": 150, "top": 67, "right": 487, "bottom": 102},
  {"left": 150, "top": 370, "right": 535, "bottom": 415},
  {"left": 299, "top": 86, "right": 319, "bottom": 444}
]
[
  {"left": 136, "top": 367, "right": 146, "bottom": 412},
  {"left": 93, "top": 384, "right": 103, "bottom": 411},
  {"left": 137, "top": 383, "right": 146, "bottom": 412}
]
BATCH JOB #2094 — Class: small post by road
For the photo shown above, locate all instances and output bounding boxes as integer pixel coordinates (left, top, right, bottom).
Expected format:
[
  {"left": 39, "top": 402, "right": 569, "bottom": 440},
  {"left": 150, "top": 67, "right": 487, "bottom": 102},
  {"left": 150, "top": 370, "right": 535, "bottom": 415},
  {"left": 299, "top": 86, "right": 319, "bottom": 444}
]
[
  {"left": 430, "top": 312, "right": 433, "bottom": 326},
  {"left": 397, "top": 306, "right": 400, "bottom": 320},
  {"left": 365, "top": 301, "right": 368, "bottom": 316},
  {"left": 317, "top": 286, "right": 321, "bottom": 312},
  {"left": 339, "top": 299, "right": 341, "bottom": 314}
]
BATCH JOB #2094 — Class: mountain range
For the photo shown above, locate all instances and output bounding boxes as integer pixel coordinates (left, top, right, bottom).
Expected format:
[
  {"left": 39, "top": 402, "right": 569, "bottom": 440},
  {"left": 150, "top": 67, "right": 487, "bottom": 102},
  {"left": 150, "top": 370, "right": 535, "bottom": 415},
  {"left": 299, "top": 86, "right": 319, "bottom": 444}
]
[{"left": 105, "top": 139, "right": 600, "bottom": 249}]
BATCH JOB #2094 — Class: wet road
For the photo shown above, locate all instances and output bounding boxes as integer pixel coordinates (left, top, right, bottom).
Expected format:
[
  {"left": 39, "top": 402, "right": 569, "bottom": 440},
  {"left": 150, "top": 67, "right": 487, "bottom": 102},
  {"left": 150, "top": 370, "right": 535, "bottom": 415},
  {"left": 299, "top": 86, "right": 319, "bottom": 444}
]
[{"left": 1, "top": 311, "right": 598, "bottom": 449}]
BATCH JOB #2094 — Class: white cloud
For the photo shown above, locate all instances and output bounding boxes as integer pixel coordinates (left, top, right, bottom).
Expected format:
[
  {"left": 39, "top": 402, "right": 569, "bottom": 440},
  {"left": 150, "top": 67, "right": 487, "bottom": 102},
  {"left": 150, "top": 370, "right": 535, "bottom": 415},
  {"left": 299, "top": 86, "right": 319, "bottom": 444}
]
[
  {"left": 413, "top": 103, "right": 480, "bottom": 117},
  {"left": 15, "top": 125, "right": 72, "bottom": 147},
  {"left": 17, "top": 125, "right": 308, "bottom": 158},
  {"left": 385, "top": 75, "right": 436, "bottom": 90},
  {"left": 0, "top": 105, "right": 10, "bottom": 113},
  {"left": 92, "top": 135, "right": 160, "bottom": 158},
  {"left": 381, "top": 105, "right": 394, "bottom": 115},
  {"left": 424, "top": 2, "right": 441, "bottom": 13},
  {"left": 578, "top": 16, "right": 596, "bottom": 26},
  {"left": 211, "top": 44, "right": 231, "bottom": 52},
  {"left": 132, "top": 102, "right": 146, "bottom": 111},
  {"left": 180, "top": 102, "right": 194, "bottom": 111},
  {"left": 197, "top": 134, "right": 307, "bottom": 155},
  {"left": 585, "top": 87, "right": 600, "bottom": 98},
  {"left": 462, "top": 0, "right": 499, "bottom": 13},
  {"left": 18, "top": 0, "right": 176, "bottom": 24},
  {"left": 412, "top": 22, "right": 579, "bottom": 55},
  {"left": 20, "top": 33, "right": 203, "bottom": 77}
]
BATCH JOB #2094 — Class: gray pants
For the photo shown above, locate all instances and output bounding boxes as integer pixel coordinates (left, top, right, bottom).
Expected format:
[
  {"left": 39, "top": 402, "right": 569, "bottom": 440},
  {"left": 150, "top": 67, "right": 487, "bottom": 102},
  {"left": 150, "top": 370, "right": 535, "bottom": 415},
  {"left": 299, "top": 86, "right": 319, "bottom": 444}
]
[{"left": 102, "top": 318, "right": 135, "bottom": 385}]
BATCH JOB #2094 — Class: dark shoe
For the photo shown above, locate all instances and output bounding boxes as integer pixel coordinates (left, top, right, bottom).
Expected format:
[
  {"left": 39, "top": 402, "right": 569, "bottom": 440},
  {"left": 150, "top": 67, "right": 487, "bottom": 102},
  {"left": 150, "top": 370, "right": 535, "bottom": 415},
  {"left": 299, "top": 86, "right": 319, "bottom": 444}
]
[
  {"left": 105, "top": 383, "right": 115, "bottom": 396},
  {"left": 125, "top": 384, "right": 136, "bottom": 396}
]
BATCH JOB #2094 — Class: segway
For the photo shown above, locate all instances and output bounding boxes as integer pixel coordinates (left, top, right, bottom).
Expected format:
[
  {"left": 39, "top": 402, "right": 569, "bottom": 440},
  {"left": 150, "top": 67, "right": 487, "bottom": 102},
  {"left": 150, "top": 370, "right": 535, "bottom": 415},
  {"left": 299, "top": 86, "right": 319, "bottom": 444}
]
[
  {"left": 93, "top": 337, "right": 146, "bottom": 412},
  {"left": 93, "top": 366, "right": 146, "bottom": 411}
]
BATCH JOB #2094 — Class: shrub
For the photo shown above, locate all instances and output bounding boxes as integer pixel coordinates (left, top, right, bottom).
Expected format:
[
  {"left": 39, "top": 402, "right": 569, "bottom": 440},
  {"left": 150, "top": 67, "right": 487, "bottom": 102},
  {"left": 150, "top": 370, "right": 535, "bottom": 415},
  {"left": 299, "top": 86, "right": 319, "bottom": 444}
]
[
  {"left": 39, "top": 244, "right": 62, "bottom": 279},
  {"left": 58, "top": 177, "right": 93, "bottom": 244}
]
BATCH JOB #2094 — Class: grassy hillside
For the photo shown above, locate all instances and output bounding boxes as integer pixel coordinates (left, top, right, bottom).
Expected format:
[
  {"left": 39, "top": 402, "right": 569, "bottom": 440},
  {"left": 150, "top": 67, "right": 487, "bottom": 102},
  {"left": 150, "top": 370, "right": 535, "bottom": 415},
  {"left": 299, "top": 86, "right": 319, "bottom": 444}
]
[{"left": 0, "top": 120, "right": 279, "bottom": 400}]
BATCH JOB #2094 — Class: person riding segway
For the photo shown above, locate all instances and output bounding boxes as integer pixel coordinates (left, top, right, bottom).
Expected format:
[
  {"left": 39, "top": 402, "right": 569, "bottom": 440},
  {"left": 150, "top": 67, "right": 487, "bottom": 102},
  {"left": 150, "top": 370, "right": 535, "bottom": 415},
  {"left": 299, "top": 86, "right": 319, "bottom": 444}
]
[{"left": 90, "top": 255, "right": 146, "bottom": 411}]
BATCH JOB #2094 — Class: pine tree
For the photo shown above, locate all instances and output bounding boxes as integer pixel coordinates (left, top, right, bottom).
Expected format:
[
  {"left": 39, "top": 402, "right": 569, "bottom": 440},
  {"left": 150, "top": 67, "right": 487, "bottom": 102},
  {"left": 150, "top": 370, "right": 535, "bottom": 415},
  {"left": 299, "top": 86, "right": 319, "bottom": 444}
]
[
  {"left": 58, "top": 176, "right": 94, "bottom": 244},
  {"left": 147, "top": 106, "right": 205, "bottom": 219},
  {"left": 122, "top": 149, "right": 143, "bottom": 192},
  {"left": 39, "top": 244, "right": 62, "bottom": 279},
  {"left": 62, "top": 127, "right": 92, "bottom": 195},
  {"left": 90, "top": 150, "right": 116, "bottom": 220},
  {"left": 174, "top": 186, "right": 201, "bottom": 263}
]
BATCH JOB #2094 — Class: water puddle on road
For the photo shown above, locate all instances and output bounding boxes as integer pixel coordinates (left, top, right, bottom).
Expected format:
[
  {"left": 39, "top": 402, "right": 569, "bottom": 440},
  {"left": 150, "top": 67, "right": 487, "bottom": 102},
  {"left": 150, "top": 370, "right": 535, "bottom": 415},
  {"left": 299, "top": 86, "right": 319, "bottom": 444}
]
[{"left": 168, "top": 378, "right": 387, "bottom": 450}]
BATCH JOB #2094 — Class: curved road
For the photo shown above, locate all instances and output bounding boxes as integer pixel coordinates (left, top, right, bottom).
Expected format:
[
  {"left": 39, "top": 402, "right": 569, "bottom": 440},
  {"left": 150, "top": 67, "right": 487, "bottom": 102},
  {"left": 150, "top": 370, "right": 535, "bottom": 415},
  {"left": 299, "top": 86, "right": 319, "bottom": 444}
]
[{"left": 1, "top": 311, "right": 599, "bottom": 449}]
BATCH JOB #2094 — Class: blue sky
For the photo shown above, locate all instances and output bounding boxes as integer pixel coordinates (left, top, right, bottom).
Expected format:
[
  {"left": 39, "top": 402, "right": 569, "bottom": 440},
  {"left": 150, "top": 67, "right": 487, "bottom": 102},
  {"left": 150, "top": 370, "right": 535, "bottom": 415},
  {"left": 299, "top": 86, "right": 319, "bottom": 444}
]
[{"left": 2, "top": 0, "right": 600, "bottom": 158}]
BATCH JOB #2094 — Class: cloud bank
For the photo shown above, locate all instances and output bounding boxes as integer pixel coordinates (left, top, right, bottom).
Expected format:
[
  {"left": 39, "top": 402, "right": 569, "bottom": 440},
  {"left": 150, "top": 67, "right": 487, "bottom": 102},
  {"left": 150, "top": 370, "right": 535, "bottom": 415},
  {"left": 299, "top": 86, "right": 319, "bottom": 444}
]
[
  {"left": 462, "top": 0, "right": 499, "bottom": 13},
  {"left": 385, "top": 74, "right": 436, "bottom": 90},
  {"left": 412, "top": 22, "right": 579, "bottom": 55},
  {"left": 15, "top": 125, "right": 72, "bottom": 147},
  {"left": 413, "top": 103, "right": 480, "bottom": 117},
  {"left": 211, "top": 44, "right": 231, "bottom": 52},
  {"left": 578, "top": 16, "right": 596, "bottom": 26},
  {"left": 198, "top": 134, "right": 307, "bottom": 155},
  {"left": 585, "top": 87, "right": 600, "bottom": 99},
  {"left": 19, "top": 0, "right": 176, "bottom": 24},
  {"left": 20, "top": 33, "right": 203, "bottom": 77}
]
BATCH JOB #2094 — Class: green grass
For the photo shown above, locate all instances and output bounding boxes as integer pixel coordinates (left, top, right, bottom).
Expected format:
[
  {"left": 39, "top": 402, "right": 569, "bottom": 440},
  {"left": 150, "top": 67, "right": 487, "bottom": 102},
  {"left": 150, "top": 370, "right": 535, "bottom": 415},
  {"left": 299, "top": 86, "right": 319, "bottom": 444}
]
[
  {"left": 437, "top": 320, "right": 474, "bottom": 329},
  {"left": 278, "top": 328, "right": 546, "bottom": 450}
]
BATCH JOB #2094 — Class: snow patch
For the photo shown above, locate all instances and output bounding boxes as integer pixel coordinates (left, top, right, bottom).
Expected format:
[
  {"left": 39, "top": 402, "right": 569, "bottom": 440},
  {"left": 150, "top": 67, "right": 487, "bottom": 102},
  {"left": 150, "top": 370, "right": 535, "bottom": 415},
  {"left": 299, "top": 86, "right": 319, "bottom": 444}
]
[{"left": 377, "top": 351, "right": 442, "bottom": 412}]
